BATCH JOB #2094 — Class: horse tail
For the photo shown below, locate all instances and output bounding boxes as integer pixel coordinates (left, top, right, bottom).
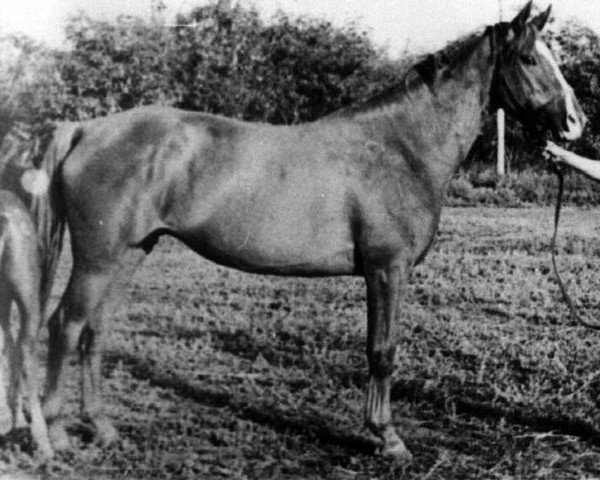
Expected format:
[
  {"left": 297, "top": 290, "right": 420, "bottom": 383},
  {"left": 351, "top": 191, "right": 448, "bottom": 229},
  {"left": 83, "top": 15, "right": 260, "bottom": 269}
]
[{"left": 30, "top": 122, "right": 84, "bottom": 312}]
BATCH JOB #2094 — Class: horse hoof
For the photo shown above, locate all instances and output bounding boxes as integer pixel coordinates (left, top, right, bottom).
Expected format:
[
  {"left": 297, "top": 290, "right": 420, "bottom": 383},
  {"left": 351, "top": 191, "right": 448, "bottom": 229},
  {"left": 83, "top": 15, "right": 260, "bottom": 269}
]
[
  {"left": 35, "top": 442, "right": 54, "bottom": 461},
  {"left": 374, "top": 425, "right": 413, "bottom": 462},
  {"left": 381, "top": 440, "right": 413, "bottom": 462},
  {"left": 94, "top": 417, "right": 119, "bottom": 447},
  {"left": 48, "top": 421, "right": 70, "bottom": 451}
]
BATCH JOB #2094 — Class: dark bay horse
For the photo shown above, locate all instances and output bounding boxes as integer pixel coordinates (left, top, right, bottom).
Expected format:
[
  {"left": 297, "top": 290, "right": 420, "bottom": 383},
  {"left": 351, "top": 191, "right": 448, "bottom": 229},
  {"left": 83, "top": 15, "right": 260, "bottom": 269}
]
[
  {"left": 31, "top": 2, "right": 586, "bottom": 460},
  {"left": 0, "top": 127, "right": 53, "bottom": 458}
]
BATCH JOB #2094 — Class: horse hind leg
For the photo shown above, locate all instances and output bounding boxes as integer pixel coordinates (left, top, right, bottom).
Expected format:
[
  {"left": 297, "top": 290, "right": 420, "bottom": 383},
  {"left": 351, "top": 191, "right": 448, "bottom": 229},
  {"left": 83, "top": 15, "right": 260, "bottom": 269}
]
[
  {"left": 79, "top": 251, "right": 145, "bottom": 446},
  {"left": 0, "top": 292, "right": 15, "bottom": 434},
  {"left": 43, "top": 251, "right": 145, "bottom": 449},
  {"left": 2, "top": 306, "right": 27, "bottom": 432},
  {"left": 42, "top": 265, "right": 116, "bottom": 449},
  {"left": 12, "top": 279, "right": 53, "bottom": 458},
  {"left": 1, "top": 228, "right": 52, "bottom": 458},
  {"left": 364, "top": 258, "right": 412, "bottom": 462}
]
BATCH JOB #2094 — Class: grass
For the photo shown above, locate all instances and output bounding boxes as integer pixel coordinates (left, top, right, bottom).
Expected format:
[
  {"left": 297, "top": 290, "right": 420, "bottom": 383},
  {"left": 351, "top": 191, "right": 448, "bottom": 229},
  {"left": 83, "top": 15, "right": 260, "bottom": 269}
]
[{"left": 2, "top": 206, "right": 600, "bottom": 479}]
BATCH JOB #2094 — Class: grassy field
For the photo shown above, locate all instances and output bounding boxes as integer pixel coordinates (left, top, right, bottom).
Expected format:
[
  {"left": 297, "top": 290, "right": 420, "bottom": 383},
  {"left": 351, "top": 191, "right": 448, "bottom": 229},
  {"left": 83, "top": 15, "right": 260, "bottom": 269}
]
[{"left": 2, "top": 206, "right": 600, "bottom": 479}]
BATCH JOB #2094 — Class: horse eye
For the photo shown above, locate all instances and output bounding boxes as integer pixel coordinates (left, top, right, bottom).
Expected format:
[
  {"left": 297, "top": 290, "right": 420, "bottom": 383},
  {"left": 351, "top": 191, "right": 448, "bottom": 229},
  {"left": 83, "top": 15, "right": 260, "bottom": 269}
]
[{"left": 521, "top": 54, "right": 536, "bottom": 66}]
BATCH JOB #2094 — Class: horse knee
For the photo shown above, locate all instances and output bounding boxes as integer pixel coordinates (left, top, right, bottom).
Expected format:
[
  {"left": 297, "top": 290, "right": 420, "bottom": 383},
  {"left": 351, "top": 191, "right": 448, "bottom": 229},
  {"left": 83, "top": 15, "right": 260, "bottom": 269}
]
[{"left": 368, "top": 345, "right": 397, "bottom": 378}]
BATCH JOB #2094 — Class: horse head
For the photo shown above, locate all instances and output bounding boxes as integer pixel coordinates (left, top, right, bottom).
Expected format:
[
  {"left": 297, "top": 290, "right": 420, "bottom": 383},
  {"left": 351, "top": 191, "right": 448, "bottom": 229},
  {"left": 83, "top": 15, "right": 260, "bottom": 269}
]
[{"left": 492, "top": 1, "right": 586, "bottom": 141}]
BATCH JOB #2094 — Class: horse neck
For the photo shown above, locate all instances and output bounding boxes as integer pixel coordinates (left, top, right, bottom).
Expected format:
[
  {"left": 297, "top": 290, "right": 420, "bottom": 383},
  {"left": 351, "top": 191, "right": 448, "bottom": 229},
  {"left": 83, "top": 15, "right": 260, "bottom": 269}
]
[{"left": 352, "top": 33, "right": 495, "bottom": 193}]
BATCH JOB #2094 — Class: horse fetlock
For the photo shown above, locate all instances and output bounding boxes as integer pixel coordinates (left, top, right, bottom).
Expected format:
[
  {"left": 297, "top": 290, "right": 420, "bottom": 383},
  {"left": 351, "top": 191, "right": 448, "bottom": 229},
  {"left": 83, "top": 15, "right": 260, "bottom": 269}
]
[
  {"left": 92, "top": 416, "right": 119, "bottom": 447},
  {"left": 365, "top": 376, "right": 392, "bottom": 429},
  {"left": 369, "top": 346, "right": 397, "bottom": 378},
  {"left": 30, "top": 409, "right": 53, "bottom": 458},
  {"left": 47, "top": 419, "right": 71, "bottom": 451},
  {"left": 81, "top": 413, "right": 118, "bottom": 447},
  {"left": 33, "top": 432, "right": 54, "bottom": 460},
  {"left": 41, "top": 393, "right": 63, "bottom": 419}
]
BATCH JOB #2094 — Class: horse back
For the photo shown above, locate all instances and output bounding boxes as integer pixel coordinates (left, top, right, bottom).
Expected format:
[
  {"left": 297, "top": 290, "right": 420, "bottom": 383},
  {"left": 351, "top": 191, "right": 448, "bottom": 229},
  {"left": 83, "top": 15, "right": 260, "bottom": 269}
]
[{"left": 60, "top": 106, "right": 441, "bottom": 274}]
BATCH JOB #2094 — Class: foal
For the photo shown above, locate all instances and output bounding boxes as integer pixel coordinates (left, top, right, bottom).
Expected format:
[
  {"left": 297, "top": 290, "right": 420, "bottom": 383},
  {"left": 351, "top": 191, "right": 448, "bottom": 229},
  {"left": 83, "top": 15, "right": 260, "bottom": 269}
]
[{"left": 0, "top": 124, "right": 53, "bottom": 458}]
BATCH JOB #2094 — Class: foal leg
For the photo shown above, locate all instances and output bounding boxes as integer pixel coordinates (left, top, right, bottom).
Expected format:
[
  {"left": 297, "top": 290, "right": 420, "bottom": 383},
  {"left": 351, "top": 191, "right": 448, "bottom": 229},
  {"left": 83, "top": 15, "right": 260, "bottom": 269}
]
[
  {"left": 0, "top": 294, "right": 15, "bottom": 433},
  {"left": 364, "top": 259, "right": 412, "bottom": 461},
  {"left": 13, "top": 282, "right": 53, "bottom": 458},
  {"left": 0, "top": 296, "right": 26, "bottom": 432},
  {"left": 42, "top": 267, "right": 115, "bottom": 449}
]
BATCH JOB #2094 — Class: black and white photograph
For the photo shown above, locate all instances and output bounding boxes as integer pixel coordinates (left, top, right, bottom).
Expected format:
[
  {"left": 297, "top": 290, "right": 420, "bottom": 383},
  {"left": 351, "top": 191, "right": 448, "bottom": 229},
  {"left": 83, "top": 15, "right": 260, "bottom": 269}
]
[{"left": 2, "top": 0, "right": 600, "bottom": 478}]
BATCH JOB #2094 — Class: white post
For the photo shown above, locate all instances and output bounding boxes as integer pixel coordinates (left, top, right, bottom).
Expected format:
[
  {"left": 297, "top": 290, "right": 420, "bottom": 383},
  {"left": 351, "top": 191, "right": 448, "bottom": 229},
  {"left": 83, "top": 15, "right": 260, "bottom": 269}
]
[
  {"left": 496, "top": 0, "right": 506, "bottom": 176},
  {"left": 497, "top": 108, "right": 506, "bottom": 176}
]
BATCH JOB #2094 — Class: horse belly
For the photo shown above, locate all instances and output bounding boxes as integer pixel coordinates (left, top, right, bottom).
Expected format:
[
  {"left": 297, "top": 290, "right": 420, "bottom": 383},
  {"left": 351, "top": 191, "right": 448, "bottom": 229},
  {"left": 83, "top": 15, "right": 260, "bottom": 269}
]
[{"left": 181, "top": 202, "right": 356, "bottom": 276}]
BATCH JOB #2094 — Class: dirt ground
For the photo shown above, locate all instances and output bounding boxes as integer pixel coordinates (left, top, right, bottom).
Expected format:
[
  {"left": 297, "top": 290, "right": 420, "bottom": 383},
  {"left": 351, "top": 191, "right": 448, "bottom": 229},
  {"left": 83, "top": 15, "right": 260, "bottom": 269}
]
[{"left": 1, "top": 206, "right": 600, "bottom": 479}]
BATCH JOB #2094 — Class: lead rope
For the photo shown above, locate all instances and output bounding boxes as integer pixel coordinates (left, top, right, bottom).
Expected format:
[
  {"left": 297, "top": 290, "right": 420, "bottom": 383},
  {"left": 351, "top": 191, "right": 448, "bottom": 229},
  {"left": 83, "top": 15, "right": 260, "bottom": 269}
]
[{"left": 550, "top": 164, "right": 600, "bottom": 330}]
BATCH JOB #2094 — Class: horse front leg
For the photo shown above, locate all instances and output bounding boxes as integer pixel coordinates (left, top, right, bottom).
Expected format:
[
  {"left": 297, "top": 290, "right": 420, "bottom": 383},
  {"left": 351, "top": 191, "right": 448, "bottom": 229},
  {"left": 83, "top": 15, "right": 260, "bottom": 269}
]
[{"left": 364, "top": 259, "right": 412, "bottom": 461}]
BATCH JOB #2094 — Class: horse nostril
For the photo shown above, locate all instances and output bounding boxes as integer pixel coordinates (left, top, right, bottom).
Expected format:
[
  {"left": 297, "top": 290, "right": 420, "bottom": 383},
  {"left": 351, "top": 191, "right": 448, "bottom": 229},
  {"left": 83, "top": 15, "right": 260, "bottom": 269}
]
[{"left": 568, "top": 114, "right": 577, "bottom": 124}]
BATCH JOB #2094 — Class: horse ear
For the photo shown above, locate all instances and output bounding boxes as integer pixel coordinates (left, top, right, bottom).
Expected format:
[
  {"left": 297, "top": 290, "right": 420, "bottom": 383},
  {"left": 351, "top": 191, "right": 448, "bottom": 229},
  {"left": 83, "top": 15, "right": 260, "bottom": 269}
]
[
  {"left": 510, "top": 1, "right": 533, "bottom": 34},
  {"left": 531, "top": 5, "right": 552, "bottom": 31}
]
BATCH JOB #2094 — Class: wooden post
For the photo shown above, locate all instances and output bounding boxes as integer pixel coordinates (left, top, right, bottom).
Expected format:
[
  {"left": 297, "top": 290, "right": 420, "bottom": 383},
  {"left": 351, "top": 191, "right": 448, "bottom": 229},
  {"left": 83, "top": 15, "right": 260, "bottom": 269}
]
[
  {"left": 497, "top": 108, "right": 506, "bottom": 176},
  {"left": 496, "top": 0, "right": 506, "bottom": 176}
]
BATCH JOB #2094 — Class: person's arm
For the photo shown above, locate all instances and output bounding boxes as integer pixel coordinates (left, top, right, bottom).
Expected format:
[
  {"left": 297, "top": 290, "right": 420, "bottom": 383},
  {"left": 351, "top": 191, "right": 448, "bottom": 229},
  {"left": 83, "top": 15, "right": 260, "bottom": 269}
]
[{"left": 545, "top": 141, "right": 600, "bottom": 182}]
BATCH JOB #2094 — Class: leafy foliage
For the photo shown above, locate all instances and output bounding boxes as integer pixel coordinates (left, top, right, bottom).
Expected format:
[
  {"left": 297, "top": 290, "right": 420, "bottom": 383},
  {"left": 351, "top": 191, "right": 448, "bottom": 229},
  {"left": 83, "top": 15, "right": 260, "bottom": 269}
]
[
  {"left": 547, "top": 21, "right": 600, "bottom": 157},
  {"left": 60, "top": 14, "right": 177, "bottom": 118},
  {"left": 0, "top": 35, "right": 67, "bottom": 137},
  {"left": 0, "top": 3, "right": 407, "bottom": 125}
]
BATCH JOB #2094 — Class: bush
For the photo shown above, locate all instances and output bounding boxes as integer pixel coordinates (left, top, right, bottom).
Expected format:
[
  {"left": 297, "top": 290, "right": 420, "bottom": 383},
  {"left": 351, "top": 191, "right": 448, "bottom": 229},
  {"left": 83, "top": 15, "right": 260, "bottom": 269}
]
[
  {"left": 446, "top": 168, "right": 600, "bottom": 207},
  {"left": 1, "top": 3, "right": 408, "bottom": 125},
  {"left": 57, "top": 4, "right": 407, "bottom": 123}
]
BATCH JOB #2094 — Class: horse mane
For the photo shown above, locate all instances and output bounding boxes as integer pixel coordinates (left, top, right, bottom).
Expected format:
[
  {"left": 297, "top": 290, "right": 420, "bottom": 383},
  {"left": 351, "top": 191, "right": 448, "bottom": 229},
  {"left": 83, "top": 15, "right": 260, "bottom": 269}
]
[
  {"left": 413, "top": 30, "right": 487, "bottom": 87},
  {"left": 328, "top": 26, "right": 493, "bottom": 119}
]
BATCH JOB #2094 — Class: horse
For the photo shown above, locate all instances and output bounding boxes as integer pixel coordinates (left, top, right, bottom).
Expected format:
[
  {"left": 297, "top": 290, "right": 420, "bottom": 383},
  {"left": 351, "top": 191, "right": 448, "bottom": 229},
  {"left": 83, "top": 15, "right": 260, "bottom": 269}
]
[
  {"left": 0, "top": 127, "right": 53, "bottom": 458},
  {"left": 29, "top": 2, "right": 586, "bottom": 460}
]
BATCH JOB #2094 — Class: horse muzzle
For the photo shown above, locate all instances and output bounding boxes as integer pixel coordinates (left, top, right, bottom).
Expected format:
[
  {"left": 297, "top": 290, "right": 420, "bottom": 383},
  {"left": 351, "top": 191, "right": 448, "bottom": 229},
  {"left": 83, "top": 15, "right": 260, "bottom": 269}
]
[{"left": 548, "top": 92, "right": 587, "bottom": 142}]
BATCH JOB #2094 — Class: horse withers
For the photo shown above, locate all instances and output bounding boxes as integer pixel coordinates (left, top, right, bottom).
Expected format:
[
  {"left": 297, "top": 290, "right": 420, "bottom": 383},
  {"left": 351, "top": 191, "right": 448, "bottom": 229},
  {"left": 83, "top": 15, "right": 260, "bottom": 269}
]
[{"left": 33, "top": 2, "right": 585, "bottom": 461}]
